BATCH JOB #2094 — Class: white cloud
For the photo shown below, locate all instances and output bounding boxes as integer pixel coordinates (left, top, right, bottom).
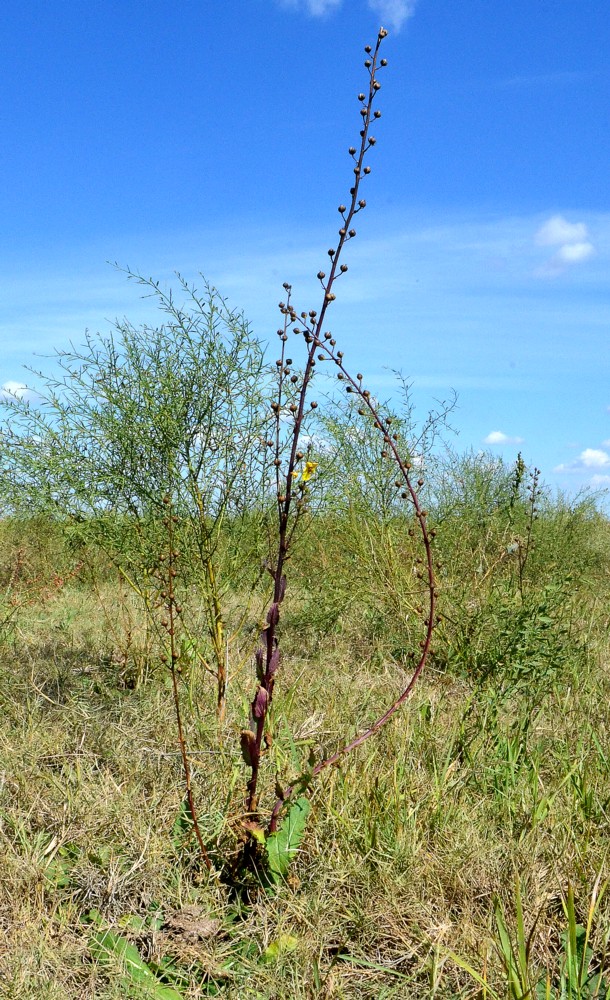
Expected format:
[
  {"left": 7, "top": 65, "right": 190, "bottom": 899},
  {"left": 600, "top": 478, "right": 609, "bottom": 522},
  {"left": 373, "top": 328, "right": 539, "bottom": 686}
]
[
  {"left": 590, "top": 474, "right": 610, "bottom": 487},
  {"left": 278, "top": 0, "right": 342, "bottom": 14},
  {"left": 534, "top": 215, "right": 596, "bottom": 278},
  {"left": 580, "top": 448, "right": 610, "bottom": 468},
  {"left": 554, "top": 448, "right": 610, "bottom": 473},
  {"left": 484, "top": 430, "right": 524, "bottom": 446},
  {"left": 556, "top": 242, "right": 595, "bottom": 264},
  {"left": 367, "top": 0, "right": 417, "bottom": 31},
  {"left": 277, "top": 0, "right": 417, "bottom": 29},
  {"left": 0, "top": 381, "right": 35, "bottom": 402},
  {"left": 535, "top": 215, "right": 589, "bottom": 247}
]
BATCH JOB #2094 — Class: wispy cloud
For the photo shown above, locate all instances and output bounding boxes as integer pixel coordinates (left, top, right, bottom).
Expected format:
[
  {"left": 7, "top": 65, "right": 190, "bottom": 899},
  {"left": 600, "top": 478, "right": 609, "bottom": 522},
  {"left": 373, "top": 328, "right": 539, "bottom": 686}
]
[
  {"left": 497, "top": 70, "right": 592, "bottom": 90},
  {"left": 277, "top": 0, "right": 341, "bottom": 16},
  {"left": 534, "top": 214, "right": 596, "bottom": 278},
  {"left": 277, "top": 0, "right": 417, "bottom": 31},
  {"left": 367, "top": 0, "right": 417, "bottom": 32},
  {"left": 535, "top": 216, "right": 588, "bottom": 246},
  {"left": 484, "top": 430, "right": 524, "bottom": 446}
]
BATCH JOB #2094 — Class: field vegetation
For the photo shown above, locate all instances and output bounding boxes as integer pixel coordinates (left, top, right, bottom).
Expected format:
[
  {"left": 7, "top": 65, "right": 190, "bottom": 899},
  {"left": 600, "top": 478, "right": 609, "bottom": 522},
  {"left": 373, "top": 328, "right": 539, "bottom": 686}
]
[{"left": 1, "top": 29, "right": 608, "bottom": 999}]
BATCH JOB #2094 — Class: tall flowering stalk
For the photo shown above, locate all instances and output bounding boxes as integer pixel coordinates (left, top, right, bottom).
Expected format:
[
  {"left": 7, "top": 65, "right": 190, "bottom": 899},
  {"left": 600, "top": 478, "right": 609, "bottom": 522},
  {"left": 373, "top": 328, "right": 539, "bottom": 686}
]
[{"left": 240, "top": 29, "right": 437, "bottom": 842}]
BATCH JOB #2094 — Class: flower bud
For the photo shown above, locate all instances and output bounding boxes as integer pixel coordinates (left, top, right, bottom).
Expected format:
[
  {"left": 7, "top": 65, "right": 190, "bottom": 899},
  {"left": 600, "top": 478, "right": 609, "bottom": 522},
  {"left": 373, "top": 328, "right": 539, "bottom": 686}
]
[
  {"left": 338, "top": 204, "right": 346, "bottom": 212},
  {"left": 317, "top": 270, "right": 326, "bottom": 279},
  {"left": 340, "top": 264, "right": 348, "bottom": 272},
  {"left": 349, "top": 146, "right": 356, "bottom": 154}
]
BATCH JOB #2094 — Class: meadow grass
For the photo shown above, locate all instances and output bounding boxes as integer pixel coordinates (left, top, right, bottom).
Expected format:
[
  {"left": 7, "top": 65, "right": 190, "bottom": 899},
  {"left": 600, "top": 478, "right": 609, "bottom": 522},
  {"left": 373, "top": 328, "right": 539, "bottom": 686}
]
[{"left": 1, "top": 497, "right": 609, "bottom": 999}]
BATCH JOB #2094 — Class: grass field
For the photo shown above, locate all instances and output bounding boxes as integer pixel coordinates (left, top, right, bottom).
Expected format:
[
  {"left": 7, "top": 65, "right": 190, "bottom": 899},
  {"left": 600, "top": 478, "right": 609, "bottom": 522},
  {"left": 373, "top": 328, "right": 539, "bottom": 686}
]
[{"left": 1, "top": 476, "right": 609, "bottom": 998}]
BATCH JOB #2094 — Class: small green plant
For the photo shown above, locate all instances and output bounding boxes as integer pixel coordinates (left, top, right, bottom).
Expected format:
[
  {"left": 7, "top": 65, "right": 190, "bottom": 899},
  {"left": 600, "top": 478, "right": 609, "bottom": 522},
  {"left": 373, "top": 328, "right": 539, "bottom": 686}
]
[{"left": 450, "top": 877, "right": 610, "bottom": 1000}]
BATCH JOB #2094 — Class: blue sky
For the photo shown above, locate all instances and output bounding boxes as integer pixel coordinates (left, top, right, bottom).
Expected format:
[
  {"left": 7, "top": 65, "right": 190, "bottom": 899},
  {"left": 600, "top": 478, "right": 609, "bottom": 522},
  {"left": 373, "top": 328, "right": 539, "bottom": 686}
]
[{"left": 1, "top": 1, "right": 609, "bottom": 496}]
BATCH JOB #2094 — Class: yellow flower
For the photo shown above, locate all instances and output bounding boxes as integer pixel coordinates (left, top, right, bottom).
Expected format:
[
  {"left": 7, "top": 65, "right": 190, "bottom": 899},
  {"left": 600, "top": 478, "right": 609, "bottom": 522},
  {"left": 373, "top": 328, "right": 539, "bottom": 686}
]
[
  {"left": 291, "top": 470, "right": 299, "bottom": 478},
  {"left": 302, "top": 461, "right": 318, "bottom": 482}
]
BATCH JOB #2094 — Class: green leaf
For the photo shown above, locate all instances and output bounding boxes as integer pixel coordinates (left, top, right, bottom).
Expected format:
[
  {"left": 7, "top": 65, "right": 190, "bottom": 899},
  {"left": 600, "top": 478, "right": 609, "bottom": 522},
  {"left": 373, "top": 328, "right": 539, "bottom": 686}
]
[
  {"left": 89, "top": 925, "right": 184, "bottom": 999},
  {"left": 265, "top": 796, "right": 310, "bottom": 883},
  {"left": 171, "top": 795, "right": 195, "bottom": 851},
  {"left": 261, "top": 934, "right": 299, "bottom": 964}
]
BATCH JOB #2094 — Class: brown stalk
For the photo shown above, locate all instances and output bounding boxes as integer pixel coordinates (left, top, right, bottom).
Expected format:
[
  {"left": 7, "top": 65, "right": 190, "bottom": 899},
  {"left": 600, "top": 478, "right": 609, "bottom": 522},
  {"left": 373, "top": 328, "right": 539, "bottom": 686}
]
[
  {"left": 269, "top": 359, "right": 437, "bottom": 830},
  {"left": 244, "top": 29, "right": 396, "bottom": 822},
  {"left": 161, "top": 498, "right": 212, "bottom": 870}
]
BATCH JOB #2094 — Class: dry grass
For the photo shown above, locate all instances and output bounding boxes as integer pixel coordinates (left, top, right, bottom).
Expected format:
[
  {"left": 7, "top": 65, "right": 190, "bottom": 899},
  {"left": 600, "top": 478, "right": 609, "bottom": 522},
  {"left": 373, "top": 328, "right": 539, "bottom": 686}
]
[{"left": 1, "top": 513, "right": 609, "bottom": 998}]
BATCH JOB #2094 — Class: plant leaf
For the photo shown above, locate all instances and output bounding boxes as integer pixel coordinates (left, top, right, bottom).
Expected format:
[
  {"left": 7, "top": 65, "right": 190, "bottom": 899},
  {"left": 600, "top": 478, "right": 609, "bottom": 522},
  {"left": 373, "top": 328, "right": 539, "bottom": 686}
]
[
  {"left": 89, "top": 926, "right": 184, "bottom": 999},
  {"left": 171, "top": 795, "right": 195, "bottom": 851},
  {"left": 265, "top": 796, "right": 310, "bottom": 883},
  {"left": 261, "top": 934, "right": 298, "bottom": 964}
]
